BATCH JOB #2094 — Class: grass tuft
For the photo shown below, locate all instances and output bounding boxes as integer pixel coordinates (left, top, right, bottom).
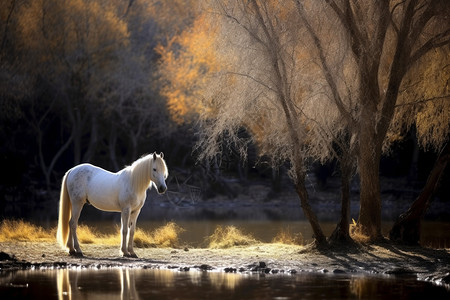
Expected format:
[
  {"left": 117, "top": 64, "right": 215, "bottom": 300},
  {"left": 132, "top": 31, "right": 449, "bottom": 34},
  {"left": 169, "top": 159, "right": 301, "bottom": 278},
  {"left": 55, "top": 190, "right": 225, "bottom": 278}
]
[
  {"left": 151, "top": 222, "right": 185, "bottom": 248},
  {"left": 77, "top": 225, "right": 99, "bottom": 244},
  {"left": 132, "top": 222, "right": 185, "bottom": 248},
  {"left": 0, "top": 219, "right": 183, "bottom": 248},
  {"left": 93, "top": 222, "right": 184, "bottom": 248},
  {"left": 206, "top": 225, "right": 259, "bottom": 249},
  {"left": 272, "top": 227, "right": 303, "bottom": 245},
  {"left": 0, "top": 219, "right": 54, "bottom": 242},
  {"left": 349, "top": 219, "right": 371, "bottom": 243}
]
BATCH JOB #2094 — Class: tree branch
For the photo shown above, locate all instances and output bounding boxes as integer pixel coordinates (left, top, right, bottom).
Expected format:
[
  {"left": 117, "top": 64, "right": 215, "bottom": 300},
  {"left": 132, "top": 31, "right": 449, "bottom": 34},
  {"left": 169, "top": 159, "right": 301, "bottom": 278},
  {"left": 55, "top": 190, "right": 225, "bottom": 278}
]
[
  {"left": 409, "top": 28, "right": 450, "bottom": 65},
  {"left": 295, "top": 0, "right": 355, "bottom": 128},
  {"left": 226, "top": 71, "right": 276, "bottom": 94},
  {"left": 395, "top": 95, "right": 450, "bottom": 107}
]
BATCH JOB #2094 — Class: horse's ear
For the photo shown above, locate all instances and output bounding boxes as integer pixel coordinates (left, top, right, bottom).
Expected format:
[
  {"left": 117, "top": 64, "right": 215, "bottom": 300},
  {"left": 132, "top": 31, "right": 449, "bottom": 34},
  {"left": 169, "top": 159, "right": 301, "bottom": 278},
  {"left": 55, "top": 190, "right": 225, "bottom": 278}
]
[
  {"left": 153, "top": 152, "right": 157, "bottom": 160},
  {"left": 160, "top": 152, "right": 164, "bottom": 159}
]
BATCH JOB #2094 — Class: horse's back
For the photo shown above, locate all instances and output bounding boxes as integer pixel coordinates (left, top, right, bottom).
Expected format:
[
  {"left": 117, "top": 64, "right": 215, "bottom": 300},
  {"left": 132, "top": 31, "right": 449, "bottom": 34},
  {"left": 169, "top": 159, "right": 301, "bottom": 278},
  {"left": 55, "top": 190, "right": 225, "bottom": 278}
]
[{"left": 67, "top": 163, "right": 123, "bottom": 212}]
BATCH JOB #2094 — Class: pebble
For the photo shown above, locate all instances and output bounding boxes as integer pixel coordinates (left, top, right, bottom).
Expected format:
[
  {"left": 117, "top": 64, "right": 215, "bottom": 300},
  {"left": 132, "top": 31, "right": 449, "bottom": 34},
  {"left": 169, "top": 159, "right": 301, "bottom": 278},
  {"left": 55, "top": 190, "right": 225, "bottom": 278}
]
[{"left": 224, "top": 267, "right": 237, "bottom": 273}]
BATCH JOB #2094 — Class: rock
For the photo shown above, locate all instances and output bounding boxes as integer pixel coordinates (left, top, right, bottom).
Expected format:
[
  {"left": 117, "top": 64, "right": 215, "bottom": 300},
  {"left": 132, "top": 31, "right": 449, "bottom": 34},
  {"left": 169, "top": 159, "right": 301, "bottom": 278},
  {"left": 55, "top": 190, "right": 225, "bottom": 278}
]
[
  {"left": 197, "top": 264, "right": 213, "bottom": 271},
  {"left": 440, "top": 274, "right": 450, "bottom": 284},
  {"left": 384, "top": 267, "right": 416, "bottom": 275},
  {"left": 247, "top": 263, "right": 258, "bottom": 269},
  {"left": 333, "top": 269, "right": 346, "bottom": 274},
  {"left": 224, "top": 267, "right": 237, "bottom": 273},
  {"left": 0, "top": 252, "right": 14, "bottom": 261}
]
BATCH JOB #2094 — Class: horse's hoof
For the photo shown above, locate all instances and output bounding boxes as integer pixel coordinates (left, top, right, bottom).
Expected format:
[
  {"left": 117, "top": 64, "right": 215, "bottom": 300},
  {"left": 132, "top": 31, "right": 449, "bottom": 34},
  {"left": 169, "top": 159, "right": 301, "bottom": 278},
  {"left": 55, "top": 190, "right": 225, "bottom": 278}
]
[
  {"left": 123, "top": 253, "right": 138, "bottom": 258},
  {"left": 69, "top": 251, "right": 83, "bottom": 257}
]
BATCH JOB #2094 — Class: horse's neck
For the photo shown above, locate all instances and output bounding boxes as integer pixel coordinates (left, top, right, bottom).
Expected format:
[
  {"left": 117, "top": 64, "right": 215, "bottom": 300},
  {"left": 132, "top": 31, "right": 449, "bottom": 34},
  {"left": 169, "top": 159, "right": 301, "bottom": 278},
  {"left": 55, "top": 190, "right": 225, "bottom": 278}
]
[{"left": 130, "top": 156, "right": 152, "bottom": 193}]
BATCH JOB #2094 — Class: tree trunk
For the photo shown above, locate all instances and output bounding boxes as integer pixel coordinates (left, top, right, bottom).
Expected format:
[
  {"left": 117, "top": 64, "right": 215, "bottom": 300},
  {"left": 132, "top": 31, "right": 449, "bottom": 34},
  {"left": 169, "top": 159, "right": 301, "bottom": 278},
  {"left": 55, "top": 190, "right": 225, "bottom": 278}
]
[
  {"left": 82, "top": 114, "right": 99, "bottom": 163},
  {"left": 357, "top": 114, "right": 383, "bottom": 240},
  {"left": 295, "top": 170, "right": 327, "bottom": 245},
  {"left": 330, "top": 159, "right": 352, "bottom": 242},
  {"left": 108, "top": 123, "right": 120, "bottom": 171},
  {"left": 389, "top": 143, "right": 450, "bottom": 245}
]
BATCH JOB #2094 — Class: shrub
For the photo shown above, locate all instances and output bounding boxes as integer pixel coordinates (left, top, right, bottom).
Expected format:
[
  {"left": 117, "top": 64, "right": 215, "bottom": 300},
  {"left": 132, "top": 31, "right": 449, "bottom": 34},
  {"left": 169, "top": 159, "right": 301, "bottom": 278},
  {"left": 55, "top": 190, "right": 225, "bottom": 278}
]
[
  {"left": 206, "top": 225, "right": 259, "bottom": 249},
  {"left": 349, "top": 219, "right": 371, "bottom": 243},
  {"left": 272, "top": 227, "right": 303, "bottom": 245},
  {"left": 0, "top": 219, "right": 54, "bottom": 242}
]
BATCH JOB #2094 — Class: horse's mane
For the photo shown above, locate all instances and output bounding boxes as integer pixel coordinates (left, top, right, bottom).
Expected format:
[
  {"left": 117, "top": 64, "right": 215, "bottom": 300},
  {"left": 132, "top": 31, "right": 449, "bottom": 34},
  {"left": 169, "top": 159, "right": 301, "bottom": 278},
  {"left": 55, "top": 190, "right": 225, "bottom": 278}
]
[
  {"left": 128, "top": 155, "right": 152, "bottom": 193},
  {"left": 127, "top": 153, "right": 168, "bottom": 193}
]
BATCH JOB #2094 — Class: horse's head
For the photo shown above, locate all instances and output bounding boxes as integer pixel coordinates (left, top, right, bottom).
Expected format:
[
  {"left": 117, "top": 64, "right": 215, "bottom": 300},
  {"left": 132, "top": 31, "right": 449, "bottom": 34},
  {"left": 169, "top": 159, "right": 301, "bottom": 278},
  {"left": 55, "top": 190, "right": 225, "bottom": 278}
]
[{"left": 151, "top": 152, "right": 168, "bottom": 194}]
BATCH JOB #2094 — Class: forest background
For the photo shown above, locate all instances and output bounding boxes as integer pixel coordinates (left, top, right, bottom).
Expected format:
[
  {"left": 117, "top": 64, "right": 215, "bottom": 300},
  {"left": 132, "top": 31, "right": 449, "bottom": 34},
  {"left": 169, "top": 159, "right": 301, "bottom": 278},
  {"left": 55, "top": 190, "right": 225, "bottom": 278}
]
[{"left": 0, "top": 0, "right": 449, "bottom": 244}]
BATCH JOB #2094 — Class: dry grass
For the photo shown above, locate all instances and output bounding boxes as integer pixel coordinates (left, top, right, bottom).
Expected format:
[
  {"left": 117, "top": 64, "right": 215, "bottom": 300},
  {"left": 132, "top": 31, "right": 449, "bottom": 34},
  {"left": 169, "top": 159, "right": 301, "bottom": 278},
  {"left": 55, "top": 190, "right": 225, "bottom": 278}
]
[
  {"left": 349, "top": 219, "right": 371, "bottom": 243},
  {"left": 0, "top": 219, "right": 183, "bottom": 248},
  {"left": 206, "top": 225, "right": 259, "bottom": 249},
  {"left": 82, "top": 222, "right": 184, "bottom": 248},
  {"left": 77, "top": 225, "right": 99, "bottom": 244},
  {"left": 272, "top": 227, "right": 304, "bottom": 245},
  {"left": 0, "top": 219, "right": 55, "bottom": 242}
]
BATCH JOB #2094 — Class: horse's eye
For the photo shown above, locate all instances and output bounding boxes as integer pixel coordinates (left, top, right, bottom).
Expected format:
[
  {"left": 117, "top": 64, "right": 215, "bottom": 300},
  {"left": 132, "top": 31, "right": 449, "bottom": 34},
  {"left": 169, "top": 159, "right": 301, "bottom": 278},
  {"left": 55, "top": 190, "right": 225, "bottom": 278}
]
[{"left": 153, "top": 168, "right": 157, "bottom": 172}]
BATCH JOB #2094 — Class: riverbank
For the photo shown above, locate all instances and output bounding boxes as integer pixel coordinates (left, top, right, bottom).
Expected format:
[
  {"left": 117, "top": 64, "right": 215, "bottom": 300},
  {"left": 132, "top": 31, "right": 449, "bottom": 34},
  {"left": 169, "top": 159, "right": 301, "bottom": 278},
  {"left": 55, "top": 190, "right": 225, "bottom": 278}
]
[{"left": 1, "top": 241, "right": 449, "bottom": 288}]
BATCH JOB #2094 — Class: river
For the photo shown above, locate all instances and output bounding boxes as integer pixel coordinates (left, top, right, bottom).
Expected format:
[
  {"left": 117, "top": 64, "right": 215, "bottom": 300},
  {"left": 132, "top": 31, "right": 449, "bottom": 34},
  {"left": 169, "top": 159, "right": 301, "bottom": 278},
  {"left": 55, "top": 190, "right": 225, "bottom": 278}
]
[{"left": 1, "top": 268, "right": 449, "bottom": 299}]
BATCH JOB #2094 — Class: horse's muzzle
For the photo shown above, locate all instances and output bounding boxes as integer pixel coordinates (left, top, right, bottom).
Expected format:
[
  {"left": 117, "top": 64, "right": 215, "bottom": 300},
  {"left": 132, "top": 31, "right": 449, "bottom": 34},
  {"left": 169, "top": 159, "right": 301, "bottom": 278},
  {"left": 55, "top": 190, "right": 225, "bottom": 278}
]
[{"left": 157, "top": 185, "right": 167, "bottom": 194}]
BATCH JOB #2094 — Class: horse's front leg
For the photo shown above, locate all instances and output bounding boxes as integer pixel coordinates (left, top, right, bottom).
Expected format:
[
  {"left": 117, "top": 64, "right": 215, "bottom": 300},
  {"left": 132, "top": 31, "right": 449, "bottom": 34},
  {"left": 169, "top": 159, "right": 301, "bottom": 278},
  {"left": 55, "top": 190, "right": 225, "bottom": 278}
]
[
  {"left": 127, "top": 208, "right": 141, "bottom": 258},
  {"left": 120, "top": 207, "right": 131, "bottom": 257}
]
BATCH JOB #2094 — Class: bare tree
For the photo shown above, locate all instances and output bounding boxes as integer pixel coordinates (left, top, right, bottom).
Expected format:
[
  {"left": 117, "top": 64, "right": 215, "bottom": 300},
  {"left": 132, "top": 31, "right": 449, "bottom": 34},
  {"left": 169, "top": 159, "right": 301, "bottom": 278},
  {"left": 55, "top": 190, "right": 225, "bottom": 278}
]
[
  {"left": 16, "top": 0, "right": 130, "bottom": 186},
  {"left": 294, "top": 0, "right": 450, "bottom": 239},
  {"left": 389, "top": 143, "right": 449, "bottom": 244},
  {"left": 191, "top": 0, "right": 330, "bottom": 245},
  {"left": 162, "top": 0, "right": 450, "bottom": 244}
]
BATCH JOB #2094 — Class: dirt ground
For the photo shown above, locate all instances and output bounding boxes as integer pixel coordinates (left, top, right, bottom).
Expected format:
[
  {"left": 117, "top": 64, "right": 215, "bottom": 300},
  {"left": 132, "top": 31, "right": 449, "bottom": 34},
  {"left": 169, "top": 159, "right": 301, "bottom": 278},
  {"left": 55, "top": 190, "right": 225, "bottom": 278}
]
[{"left": 1, "top": 241, "right": 449, "bottom": 287}]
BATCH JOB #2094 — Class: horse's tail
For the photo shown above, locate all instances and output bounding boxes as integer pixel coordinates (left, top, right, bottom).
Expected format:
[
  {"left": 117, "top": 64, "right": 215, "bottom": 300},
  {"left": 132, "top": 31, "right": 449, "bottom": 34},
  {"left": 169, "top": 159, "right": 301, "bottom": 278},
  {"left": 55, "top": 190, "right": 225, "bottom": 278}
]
[{"left": 56, "top": 171, "right": 71, "bottom": 250}]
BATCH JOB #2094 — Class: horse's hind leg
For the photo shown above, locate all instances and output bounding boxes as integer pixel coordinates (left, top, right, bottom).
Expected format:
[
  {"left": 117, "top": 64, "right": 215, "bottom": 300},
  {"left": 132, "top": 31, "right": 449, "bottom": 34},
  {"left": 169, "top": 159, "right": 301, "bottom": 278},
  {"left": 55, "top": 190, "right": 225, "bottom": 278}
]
[
  {"left": 127, "top": 208, "right": 141, "bottom": 258},
  {"left": 69, "top": 201, "right": 84, "bottom": 256}
]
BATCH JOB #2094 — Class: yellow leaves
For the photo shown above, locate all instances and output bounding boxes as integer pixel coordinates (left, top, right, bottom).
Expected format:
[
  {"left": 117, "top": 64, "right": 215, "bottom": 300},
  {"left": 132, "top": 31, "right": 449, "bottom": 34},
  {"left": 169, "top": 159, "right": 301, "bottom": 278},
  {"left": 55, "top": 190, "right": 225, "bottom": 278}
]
[
  {"left": 395, "top": 48, "right": 450, "bottom": 149},
  {"left": 18, "top": 0, "right": 129, "bottom": 65},
  {"left": 158, "top": 13, "right": 223, "bottom": 124},
  {"left": 415, "top": 97, "right": 450, "bottom": 148}
]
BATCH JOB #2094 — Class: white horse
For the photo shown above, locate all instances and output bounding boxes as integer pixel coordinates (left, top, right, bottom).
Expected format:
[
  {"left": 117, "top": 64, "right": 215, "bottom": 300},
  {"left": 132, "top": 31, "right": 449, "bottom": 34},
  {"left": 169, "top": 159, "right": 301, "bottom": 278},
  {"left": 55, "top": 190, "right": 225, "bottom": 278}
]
[{"left": 56, "top": 152, "right": 168, "bottom": 257}]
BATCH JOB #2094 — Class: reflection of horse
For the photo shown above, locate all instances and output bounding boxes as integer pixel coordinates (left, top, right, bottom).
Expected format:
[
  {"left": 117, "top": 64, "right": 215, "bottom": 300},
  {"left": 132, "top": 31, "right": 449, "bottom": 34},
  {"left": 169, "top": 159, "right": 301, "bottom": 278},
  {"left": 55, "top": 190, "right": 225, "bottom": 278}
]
[
  {"left": 56, "top": 152, "right": 168, "bottom": 257},
  {"left": 57, "top": 269, "right": 139, "bottom": 300}
]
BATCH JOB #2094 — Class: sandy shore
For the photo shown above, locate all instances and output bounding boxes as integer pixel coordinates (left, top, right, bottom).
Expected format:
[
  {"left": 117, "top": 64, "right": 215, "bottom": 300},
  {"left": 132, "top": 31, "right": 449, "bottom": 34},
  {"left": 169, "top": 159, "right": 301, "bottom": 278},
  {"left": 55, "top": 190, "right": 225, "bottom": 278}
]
[{"left": 1, "top": 241, "right": 449, "bottom": 287}]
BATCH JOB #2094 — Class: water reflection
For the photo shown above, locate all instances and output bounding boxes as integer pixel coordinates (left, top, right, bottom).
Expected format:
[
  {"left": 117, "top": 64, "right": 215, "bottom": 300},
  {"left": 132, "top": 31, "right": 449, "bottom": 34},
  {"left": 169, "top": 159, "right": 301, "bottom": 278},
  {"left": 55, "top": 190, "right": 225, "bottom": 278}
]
[
  {"left": 120, "top": 269, "right": 139, "bottom": 300},
  {"left": 55, "top": 268, "right": 245, "bottom": 299},
  {"left": 1, "top": 269, "right": 449, "bottom": 299}
]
